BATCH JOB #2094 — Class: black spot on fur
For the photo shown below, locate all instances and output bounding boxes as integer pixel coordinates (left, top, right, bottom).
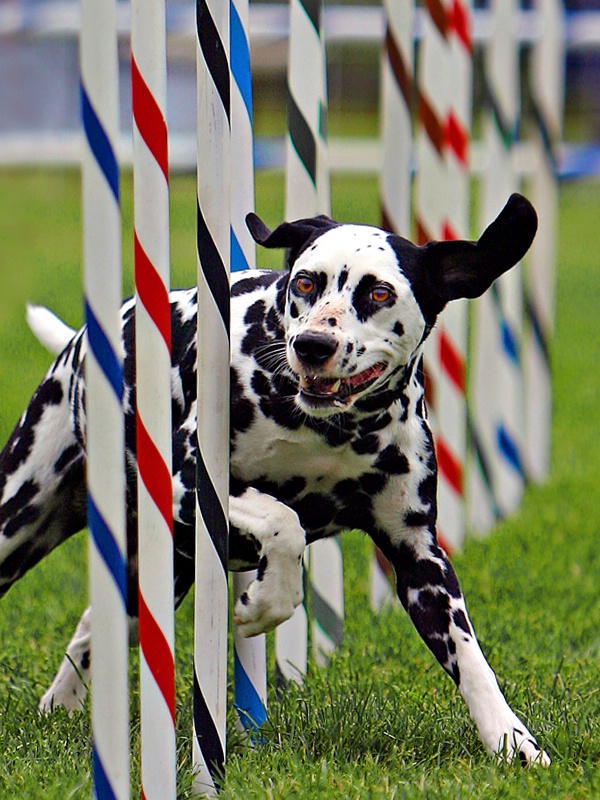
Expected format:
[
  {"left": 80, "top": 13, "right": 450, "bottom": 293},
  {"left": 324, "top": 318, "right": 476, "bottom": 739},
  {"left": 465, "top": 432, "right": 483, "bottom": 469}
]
[
  {"left": 256, "top": 555, "right": 268, "bottom": 582},
  {"left": 0, "top": 378, "right": 65, "bottom": 482},
  {"left": 293, "top": 493, "right": 337, "bottom": 532},
  {"left": 251, "top": 370, "right": 272, "bottom": 399},
  {"left": 54, "top": 445, "right": 81, "bottom": 474},
  {"left": 230, "top": 367, "right": 256, "bottom": 437},
  {"left": 409, "top": 588, "right": 451, "bottom": 637},
  {"left": 452, "top": 608, "right": 471, "bottom": 635},
  {"left": 375, "top": 445, "right": 409, "bottom": 475},
  {"left": 337, "top": 268, "right": 349, "bottom": 291},
  {"left": 393, "top": 321, "right": 405, "bottom": 337},
  {"left": 358, "top": 412, "right": 392, "bottom": 436},
  {"left": 244, "top": 299, "right": 267, "bottom": 326},
  {"left": 351, "top": 433, "right": 379, "bottom": 455},
  {"left": 334, "top": 500, "right": 375, "bottom": 534},
  {"left": 231, "top": 272, "right": 279, "bottom": 297}
]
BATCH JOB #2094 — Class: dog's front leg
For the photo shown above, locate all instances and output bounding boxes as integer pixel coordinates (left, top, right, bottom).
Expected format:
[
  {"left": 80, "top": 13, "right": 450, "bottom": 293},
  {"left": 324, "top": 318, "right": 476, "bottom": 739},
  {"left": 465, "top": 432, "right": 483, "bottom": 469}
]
[
  {"left": 385, "top": 534, "right": 550, "bottom": 765},
  {"left": 230, "top": 488, "right": 305, "bottom": 637}
]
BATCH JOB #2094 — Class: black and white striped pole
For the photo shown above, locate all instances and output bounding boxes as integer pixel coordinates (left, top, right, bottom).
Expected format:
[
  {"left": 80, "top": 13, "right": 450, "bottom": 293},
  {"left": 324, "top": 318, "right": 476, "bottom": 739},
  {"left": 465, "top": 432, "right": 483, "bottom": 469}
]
[{"left": 193, "top": 0, "right": 231, "bottom": 792}]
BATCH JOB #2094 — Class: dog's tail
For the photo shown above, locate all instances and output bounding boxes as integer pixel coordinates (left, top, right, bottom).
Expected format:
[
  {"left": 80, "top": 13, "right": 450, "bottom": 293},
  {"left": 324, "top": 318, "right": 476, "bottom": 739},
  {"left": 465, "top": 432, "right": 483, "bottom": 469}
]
[{"left": 26, "top": 303, "right": 77, "bottom": 356}]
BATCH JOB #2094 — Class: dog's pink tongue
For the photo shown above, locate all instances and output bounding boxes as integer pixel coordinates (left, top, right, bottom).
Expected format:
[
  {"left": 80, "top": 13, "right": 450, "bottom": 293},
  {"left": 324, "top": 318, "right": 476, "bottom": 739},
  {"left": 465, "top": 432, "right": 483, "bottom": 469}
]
[{"left": 348, "top": 363, "right": 384, "bottom": 389}]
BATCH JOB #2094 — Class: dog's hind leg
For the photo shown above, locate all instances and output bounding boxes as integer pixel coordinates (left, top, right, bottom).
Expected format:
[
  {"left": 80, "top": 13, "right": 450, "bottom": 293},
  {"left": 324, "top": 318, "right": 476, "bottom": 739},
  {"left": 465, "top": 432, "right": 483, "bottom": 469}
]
[
  {"left": 39, "top": 606, "right": 91, "bottom": 713},
  {"left": 0, "top": 360, "right": 87, "bottom": 598},
  {"left": 385, "top": 533, "right": 550, "bottom": 765}
]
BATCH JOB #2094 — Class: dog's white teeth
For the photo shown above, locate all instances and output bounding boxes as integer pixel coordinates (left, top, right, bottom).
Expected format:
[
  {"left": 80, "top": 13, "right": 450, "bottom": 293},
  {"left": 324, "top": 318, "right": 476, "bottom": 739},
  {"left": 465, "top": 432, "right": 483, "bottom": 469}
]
[{"left": 330, "top": 379, "right": 342, "bottom": 393}]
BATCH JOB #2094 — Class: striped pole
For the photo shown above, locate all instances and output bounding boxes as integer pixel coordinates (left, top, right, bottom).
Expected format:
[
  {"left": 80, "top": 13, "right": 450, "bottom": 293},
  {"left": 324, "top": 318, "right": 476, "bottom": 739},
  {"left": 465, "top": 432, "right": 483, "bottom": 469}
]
[
  {"left": 80, "top": 0, "right": 129, "bottom": 798},
  {"left": 194, "top": 0, "right": 231, "bottom": 793},
  {"left": 233, "top": 573, "right": 267, "bottom": 734},
  {"left": 434, "top": 0, "right": 472, "bottom": 554},
  {"left": 274, "top": 552, "right": 309, "bottom": 687},
  {"left": 524, "top": 0, "right": 564, "bottom": 481},
  {"left": 374, "top": 0, "right": 414, "bottom": 609},
  {"left": 414, "top": 0, "right": 452, "bottom": 498},
  {"left": 415, "top": 0, "right": 472, "bottom": 553},
  {"left": 230, "top": 0, "right": 256, "bottom": 275},
  {"left": 284, "top": 0, "right": 328, "bottom": 221},
  {"left": 131, "top": 0, "right": 176, "bottom": 797},
  {"left": 279, "top": 0, "right": 344, "bottom": 676},
  {"left": 229, "top": 0, "right": 268, "bottom": 736},
  {"left": 469, "top": 0, "right": 523, "bottom": 533},
  {"left": 380, "top": 0, "right": 413, "bottom": 239}
]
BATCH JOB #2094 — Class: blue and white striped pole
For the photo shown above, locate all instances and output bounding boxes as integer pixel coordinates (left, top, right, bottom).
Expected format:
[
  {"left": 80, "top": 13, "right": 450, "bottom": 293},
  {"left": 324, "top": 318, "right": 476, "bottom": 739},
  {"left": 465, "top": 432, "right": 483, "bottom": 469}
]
[
  {"left": 469, "top": 0, "right": 524, "bottom": 532},
  {"left": 80, "top": 0, "right": 129, "bottom": 797},
  {"left": 194, "top": 0, "right": 231, "bottom": 793},
  {"left": 524, "top": 0, "right": 564, "bottom": 481}
]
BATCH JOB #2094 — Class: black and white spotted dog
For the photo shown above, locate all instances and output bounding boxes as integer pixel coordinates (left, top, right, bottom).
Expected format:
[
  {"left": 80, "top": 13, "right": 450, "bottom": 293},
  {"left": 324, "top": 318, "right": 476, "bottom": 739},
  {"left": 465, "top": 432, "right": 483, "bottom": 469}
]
[{"left": 0, "top": 193, "right": 549, "bottom": 765}]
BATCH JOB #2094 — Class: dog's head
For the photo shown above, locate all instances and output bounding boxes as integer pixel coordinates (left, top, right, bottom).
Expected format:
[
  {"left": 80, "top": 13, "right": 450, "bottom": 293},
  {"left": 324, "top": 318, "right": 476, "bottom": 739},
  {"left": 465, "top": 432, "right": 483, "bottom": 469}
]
[{"left": 246, "top": 193, "right": 537, "bottom": 418}]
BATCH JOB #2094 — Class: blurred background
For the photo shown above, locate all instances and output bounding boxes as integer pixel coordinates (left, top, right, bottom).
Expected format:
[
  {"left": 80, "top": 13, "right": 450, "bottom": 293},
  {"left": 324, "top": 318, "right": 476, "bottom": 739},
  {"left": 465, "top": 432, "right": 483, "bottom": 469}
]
[{"left": 0, "top": 0, "right": 598, "bottom": 173}]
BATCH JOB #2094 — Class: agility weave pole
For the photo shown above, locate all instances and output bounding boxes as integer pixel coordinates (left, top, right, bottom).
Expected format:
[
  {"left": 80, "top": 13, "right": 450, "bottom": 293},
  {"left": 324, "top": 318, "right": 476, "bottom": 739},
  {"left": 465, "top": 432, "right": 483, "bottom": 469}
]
[
  {"left": 131, "top": 0, "right": 177, "bottom": 796},
  {"left": 469, "top": 0, "right": 524, "bottom": 534},
  {"left": 230, "top": 0, "right": 268, "bottom": 735},
  {"left": 80, "top": 0, "right": 130, "bottom": 797},
  {"left": 276, "top": 0, "right": 344, "bottom": 683},
  {"left": 372, "top": 0, "right": 414, "bottom": 611},
  {"left": 414, "top": 0, "right": 472, "bottom": 554},
  {"left": 194, "top": 0, "right": 231, "bottom": 791},
  {"left": 524, "top": 0, "right": 564, "bottom": 482},
  {"left": 78, "top": 2, "right": 565, "bottom": 793}
]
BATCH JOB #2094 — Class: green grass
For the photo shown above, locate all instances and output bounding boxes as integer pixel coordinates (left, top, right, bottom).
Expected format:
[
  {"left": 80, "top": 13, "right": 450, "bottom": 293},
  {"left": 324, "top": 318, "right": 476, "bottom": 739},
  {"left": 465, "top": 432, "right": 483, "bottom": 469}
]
[{"left": 0, "top": 169, "right": 599, "bottom": 798}]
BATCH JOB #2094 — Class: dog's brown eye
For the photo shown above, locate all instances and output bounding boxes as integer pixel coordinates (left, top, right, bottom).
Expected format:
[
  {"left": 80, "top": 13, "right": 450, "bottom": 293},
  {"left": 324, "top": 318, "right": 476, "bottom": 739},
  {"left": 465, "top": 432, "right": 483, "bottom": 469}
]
[
  {"left": 371, "top": 285, "right": 392, "bottom": 303},
  {"left": 295, "top": 276, "right": 315, "bottom": 294}
]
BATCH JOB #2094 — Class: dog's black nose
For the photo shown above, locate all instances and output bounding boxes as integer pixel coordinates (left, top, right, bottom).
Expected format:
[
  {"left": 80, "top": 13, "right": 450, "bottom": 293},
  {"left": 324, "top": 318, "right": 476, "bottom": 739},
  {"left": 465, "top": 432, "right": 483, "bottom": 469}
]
[{"left": 293, "top": 332, "right": 338, "bottom": 367}]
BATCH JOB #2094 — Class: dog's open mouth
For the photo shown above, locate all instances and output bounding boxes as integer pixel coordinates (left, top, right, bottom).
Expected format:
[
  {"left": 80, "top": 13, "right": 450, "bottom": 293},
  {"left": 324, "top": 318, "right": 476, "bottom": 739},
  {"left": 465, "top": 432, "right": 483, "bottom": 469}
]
[{"left": 298, "top": 362, "right": 387, "bottom": 407}]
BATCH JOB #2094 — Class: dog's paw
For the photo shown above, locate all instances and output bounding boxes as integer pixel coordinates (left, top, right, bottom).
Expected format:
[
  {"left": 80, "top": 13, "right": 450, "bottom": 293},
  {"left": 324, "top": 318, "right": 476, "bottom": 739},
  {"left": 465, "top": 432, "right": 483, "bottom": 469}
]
[
  {"left": 230, "top": 487, "right": 306, "bottom": 636},
  {"left": 494, "top": 726, "right": 550, "bottom": 767},
  {"left": 39, "top": 678, "right": 87, "bottom": 716},
  {"left": 233, "top": 555, "right": 304, "bottom": 637}
]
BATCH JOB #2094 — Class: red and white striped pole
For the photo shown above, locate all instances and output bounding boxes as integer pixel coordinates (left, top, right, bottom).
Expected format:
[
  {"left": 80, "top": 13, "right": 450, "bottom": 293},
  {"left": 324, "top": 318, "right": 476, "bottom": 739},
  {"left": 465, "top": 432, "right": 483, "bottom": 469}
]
[
  {"left": 524, "top": 0, "right": 564, "bottom": 481},
  {"left": 435, "top": 0, "right": 472, "bottom": 554},
  {"left": 131, "top": 0, "right": 176, "bottom": 796},
  {"left": 373, "top": 0, "right": 415, "bottom": 610},
  {"left": 415, "top": 0, "right": 472, "bottom": 553},
  {"left": 80, "top": 0, "right": 130, "bottom": 797},
  {"left": 380, "top": 0, "right": 413, "bottom": 240}
]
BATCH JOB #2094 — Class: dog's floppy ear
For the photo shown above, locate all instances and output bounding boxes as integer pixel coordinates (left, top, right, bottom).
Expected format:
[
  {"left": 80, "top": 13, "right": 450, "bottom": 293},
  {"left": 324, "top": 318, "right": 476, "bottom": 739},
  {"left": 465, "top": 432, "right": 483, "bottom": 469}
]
[
  {"left": 246, "top": 212, "right": 339, "bottom": 267},
  {"left": 423, "top": 193, "right": 538, "bottom": 306}
]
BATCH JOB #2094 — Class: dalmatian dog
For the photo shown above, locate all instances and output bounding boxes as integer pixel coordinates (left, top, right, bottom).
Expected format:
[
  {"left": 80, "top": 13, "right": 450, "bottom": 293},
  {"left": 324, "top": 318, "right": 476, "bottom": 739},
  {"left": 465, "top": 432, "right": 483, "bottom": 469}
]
[{"left": 0, "top": 193, "right": 549, "bottom": 765}]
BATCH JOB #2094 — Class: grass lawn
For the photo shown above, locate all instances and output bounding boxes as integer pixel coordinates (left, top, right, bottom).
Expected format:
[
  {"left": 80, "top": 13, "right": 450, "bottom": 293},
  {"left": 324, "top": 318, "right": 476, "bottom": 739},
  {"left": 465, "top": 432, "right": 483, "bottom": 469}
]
[{"left": 0, "top": 168, "right": 599, "bottom": 798}]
